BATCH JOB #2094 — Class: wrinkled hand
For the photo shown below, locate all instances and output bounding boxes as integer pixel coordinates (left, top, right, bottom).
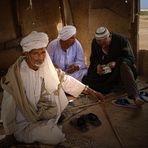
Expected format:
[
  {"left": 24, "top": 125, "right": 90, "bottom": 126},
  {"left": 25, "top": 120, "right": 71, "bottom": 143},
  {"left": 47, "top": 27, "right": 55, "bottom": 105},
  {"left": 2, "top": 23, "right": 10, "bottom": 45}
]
[
  {"left": 54, "top": 64, "right": 59, "bottom": 69},
  {"left": 96, "top": 64, "right": 105, "bottom": 75},
  {"left": 107, "top": 61, "right": 116, "bottom": 69},
  {"left": 83, "top": 86, "right": 105, "bottom": 102},
  {"left": 91, "top": 90, "right": 105, "bottom": 102},
  {"left": 66, "top": 64, "right": 79, "bottom": 74}
]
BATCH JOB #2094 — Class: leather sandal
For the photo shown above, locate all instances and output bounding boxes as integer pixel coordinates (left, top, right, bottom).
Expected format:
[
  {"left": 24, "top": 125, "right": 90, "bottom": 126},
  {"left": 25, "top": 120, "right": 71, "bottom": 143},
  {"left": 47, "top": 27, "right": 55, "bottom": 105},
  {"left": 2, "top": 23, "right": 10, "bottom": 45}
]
[
  {"left": 80, "top": 113, "right": 101, "bottom": 126},
  {"left": 70, "top": 117, "right": 88, "bottom": 132}
]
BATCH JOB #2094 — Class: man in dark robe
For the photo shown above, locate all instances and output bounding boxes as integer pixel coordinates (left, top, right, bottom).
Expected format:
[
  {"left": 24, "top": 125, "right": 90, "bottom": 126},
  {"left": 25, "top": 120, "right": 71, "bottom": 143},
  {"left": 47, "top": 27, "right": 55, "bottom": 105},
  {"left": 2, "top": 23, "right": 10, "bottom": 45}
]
[{"left": 82, "top": 27, "right": 144, "bottom": 106}]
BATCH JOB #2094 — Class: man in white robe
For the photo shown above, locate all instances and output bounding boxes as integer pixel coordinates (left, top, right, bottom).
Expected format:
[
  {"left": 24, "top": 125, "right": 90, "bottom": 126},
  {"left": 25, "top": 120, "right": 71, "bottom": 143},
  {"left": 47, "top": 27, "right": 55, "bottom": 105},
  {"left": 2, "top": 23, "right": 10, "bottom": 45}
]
[{"left": 0, "top": 31, "right": 104, "bottom": 146}]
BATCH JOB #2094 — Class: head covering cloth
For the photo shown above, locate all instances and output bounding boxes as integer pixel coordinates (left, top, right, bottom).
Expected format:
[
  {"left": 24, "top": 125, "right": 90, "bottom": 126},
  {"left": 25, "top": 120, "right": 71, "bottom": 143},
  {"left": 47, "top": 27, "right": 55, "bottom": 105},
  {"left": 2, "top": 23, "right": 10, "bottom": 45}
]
[
  {"left": 95, "top": 27, "right": 110, "bottom": 39},
  {"left": 58, "top": 25, "right": 76, "bottom": 41},
  {"left": 20, "top": 31, "right": 49, "bottom": 52}
]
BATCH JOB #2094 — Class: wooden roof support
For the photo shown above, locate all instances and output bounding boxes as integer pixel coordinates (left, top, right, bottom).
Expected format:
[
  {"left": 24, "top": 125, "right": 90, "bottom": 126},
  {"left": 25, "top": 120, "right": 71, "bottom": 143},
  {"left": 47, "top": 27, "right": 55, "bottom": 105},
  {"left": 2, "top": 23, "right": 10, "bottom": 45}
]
[
  {"left": 11, "top": 0, "right": 22, "bottom": 38},
  {"left": 59, "top": 0, "right": 66, "bottom": 26}
]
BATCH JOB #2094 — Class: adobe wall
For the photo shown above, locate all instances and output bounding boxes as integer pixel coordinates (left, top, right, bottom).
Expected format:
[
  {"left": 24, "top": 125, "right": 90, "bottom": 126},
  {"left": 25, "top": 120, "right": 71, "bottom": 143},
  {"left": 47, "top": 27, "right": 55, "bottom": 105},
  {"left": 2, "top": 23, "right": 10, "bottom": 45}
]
[
  {"left": 0, "top": 0, "right": 139, "bottom": 73},
  {"left": 69, "top": 0, "right": 135, "bottom": 64}
]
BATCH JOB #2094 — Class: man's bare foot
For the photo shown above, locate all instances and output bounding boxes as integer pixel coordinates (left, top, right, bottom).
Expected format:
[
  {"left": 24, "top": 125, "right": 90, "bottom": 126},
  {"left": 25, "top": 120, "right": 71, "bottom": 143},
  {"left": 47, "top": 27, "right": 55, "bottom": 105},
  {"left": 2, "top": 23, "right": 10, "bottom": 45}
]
[{"left": 134, "top": 98, "right": 145, "bottom": 106}]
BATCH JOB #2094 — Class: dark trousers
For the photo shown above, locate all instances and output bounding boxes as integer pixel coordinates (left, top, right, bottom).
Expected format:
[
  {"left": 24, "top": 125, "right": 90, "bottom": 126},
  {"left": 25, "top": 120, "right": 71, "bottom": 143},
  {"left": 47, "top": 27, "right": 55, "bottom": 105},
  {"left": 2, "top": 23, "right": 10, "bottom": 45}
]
[
  {"left": 120, "top": 62, "right": 138, "bottom": 99},
  {"left": 82, "top": 62, "right": 138, "bottom": 98}
]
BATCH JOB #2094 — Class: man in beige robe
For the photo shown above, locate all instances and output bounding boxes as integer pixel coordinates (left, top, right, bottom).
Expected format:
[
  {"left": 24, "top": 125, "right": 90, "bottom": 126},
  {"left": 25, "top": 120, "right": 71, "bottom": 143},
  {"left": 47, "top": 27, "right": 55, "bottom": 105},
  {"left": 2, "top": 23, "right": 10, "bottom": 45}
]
[{"left": 0, "top": 31, "right": 104, "bottom": 146}]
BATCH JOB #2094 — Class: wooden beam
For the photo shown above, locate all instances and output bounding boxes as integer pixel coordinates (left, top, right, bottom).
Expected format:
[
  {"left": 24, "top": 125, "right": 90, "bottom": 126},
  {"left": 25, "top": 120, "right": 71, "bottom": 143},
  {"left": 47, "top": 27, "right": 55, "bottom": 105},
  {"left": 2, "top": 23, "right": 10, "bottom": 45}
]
[
  {"left": 11, "top": 0, "right": 22, "bottom": 38},
  {"left": 59, "top": 0, "right": 66, "bottom": 26}
]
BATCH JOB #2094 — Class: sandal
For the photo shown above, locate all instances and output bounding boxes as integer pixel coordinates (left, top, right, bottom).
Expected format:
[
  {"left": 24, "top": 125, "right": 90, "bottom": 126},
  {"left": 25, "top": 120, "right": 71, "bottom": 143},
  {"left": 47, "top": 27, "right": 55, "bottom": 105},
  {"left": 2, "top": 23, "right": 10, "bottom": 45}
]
[
  {"left": 112, "top": 98, "right": 138, "bottom": 108},
  {"left": 139, "top": 91, "right": 148, "bottom": 102},
  {"left": 115, "top": 98, "right": 130, "bottom": 105},
  {"left": 80, "top": 113, "right": 101, "bottom": 127},
  {"left": 70, "top": 117, "right": 88, "bottom": 132}
]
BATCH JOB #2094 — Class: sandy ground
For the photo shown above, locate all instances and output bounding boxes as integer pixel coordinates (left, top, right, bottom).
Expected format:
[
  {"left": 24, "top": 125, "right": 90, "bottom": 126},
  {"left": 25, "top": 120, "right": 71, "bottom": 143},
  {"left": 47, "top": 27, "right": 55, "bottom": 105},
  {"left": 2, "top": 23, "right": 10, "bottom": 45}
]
[{"left": 139, "top": 15, "right": 148, "bottom": 50}]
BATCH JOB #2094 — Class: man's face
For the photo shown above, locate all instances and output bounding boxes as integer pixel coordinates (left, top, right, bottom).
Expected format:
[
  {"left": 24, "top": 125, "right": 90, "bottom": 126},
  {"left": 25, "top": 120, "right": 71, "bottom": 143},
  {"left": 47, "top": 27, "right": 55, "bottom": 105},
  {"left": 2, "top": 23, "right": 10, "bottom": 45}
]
[
  {"left": 63, "top": 35, "right": 76, "bottom": 47},
  {"left": 25, "top": 48, "right": 46, "bottom": 70},
  {"left": 96, "top": 35, "right": 111, "bottom": 49}
]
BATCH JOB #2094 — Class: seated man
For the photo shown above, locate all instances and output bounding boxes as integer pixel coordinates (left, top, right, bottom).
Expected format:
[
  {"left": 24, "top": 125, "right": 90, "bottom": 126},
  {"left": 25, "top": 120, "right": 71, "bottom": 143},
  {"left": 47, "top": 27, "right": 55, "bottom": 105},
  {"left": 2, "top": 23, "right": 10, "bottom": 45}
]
[
  {"left": 47, "top": 25, "right": 88, "bottom": 81},
  {"left": 0, "top": 31, "right": 104, "bottom": 146},
  {"left": 82, "top": 26, "right": 144, "bottom": 106}
]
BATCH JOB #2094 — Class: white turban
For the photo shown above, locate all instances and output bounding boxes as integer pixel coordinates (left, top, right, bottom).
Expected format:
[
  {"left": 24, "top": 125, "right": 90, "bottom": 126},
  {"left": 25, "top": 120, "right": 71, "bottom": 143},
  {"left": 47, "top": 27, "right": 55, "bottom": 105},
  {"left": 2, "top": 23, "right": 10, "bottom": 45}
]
[
  {"left": 95, "top": 27, "right": 110, "bottom": 39},
  {"left": 20, "top": 31, "right": 49, "bottom": 52},
  {"left": 58, "top": 25, "right": 76, "bottom": 41}
]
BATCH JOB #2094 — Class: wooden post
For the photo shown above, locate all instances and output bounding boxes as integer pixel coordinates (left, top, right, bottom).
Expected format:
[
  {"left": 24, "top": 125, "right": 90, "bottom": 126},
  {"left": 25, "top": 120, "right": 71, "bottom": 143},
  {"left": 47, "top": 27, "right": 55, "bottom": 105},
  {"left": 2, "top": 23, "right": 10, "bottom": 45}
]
[
  {"left": 58, "top": 0, "right": 66, "bottom": 26},
  {"left": 11, "top": 0, "right": 22, "bottom": 38}
]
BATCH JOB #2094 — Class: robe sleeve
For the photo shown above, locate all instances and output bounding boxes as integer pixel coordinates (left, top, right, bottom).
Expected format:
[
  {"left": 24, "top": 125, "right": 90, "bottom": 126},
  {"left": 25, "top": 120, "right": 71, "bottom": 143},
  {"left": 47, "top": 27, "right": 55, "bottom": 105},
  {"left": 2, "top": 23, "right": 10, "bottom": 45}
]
[
  {"left": 73, "top": 40, "right": 87, "bottom": 69},
  {"left": 46, "top": 41, "right": 55, "bottom": 62},
  {"left": 62, "top": 75, "right": 85, "bottom": 97},
  {"left": 1, "top": 90, "right": 16, "bottom": 135}
]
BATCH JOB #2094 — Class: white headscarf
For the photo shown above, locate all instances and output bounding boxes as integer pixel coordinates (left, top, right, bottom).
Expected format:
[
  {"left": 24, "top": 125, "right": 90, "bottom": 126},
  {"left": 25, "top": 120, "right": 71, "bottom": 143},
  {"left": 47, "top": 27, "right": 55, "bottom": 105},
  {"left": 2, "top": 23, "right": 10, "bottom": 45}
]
[
  {"left": 39, "top": 51, "right": 60, "bottom": 93},
  {"left": 20, "top": 31, "right": 49, "bottom": 52},
  {"left": 58, "top": 25, "right": 76, "bottom": 41},
  {"left": 20, "top": 31, "right": 60, "bottom": 93}
]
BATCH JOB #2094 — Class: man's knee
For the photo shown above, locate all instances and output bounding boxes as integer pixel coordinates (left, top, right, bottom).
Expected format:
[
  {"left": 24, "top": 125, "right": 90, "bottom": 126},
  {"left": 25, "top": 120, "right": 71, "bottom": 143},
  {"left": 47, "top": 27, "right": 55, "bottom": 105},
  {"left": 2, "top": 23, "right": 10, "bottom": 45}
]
[
  {"left": 29, "top": 124, "right": 65, "bottom": 145},
  {"left": 120, "top": 62, "right": 133, "bottom": 74},
  {"left": 120, "top": 62, "right": 137, "bottom": 79},
  {"left": 120, "top": 61, "right": 129, "bottom": 68}
]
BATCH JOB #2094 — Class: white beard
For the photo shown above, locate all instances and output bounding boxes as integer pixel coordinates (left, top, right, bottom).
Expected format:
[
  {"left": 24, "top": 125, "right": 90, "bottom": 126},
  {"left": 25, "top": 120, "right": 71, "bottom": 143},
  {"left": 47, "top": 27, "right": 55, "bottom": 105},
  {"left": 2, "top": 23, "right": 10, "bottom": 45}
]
[{"left": 34, "top": 63, "right": 42, "bottom": 68}]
